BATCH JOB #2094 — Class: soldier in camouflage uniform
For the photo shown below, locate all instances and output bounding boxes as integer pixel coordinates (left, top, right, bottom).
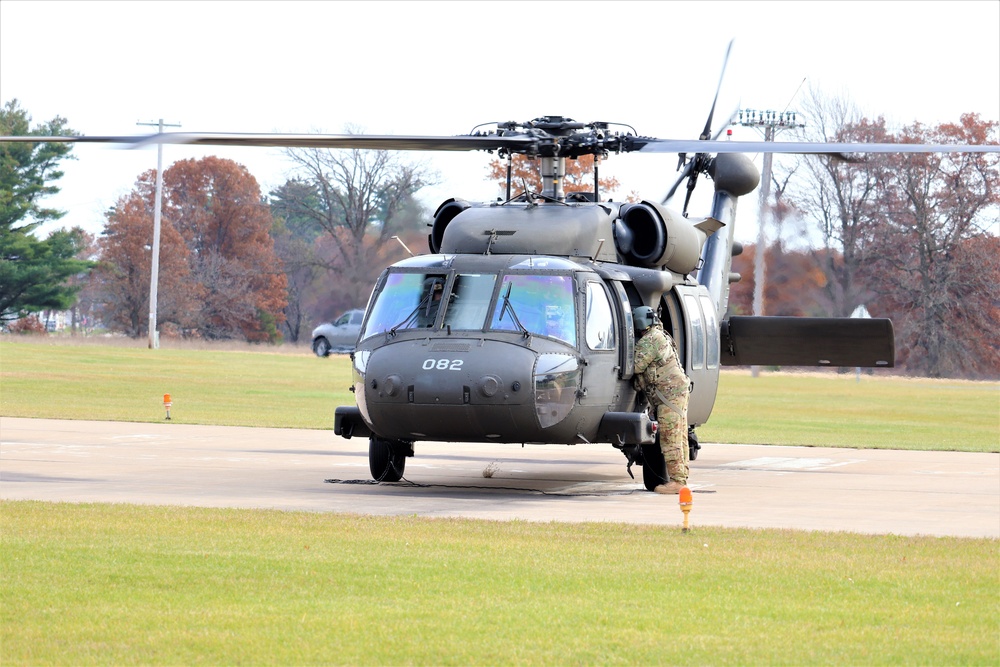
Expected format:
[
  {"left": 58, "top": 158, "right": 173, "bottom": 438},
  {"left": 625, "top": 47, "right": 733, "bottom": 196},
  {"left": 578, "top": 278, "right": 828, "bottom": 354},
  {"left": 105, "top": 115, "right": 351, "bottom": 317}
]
[{"left": 632, "top": 306, "right": 690, "bottom": 494}]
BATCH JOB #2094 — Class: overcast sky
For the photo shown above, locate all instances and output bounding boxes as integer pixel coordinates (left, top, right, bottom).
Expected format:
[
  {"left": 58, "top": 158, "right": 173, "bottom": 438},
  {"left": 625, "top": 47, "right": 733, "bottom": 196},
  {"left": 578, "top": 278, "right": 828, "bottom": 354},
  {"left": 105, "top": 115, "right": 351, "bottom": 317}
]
[{"left": 2, "top": 0, "right": 998, "bottom": 244}]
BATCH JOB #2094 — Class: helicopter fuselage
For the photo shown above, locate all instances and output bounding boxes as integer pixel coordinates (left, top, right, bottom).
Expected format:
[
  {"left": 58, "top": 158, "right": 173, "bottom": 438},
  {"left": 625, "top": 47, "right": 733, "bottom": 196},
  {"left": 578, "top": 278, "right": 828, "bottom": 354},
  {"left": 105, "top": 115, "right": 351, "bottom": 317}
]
[{"left": 334, "top": 193, "right": 732, "bottom": 459}]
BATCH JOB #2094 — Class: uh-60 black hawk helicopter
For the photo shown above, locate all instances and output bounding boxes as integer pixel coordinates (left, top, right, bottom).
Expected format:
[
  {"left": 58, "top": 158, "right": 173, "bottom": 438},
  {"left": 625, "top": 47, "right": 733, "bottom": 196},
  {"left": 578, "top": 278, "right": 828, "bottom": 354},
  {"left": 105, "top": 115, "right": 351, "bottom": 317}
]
[{"left": 5, "top": 99, "right": 997, "bottom": 491}]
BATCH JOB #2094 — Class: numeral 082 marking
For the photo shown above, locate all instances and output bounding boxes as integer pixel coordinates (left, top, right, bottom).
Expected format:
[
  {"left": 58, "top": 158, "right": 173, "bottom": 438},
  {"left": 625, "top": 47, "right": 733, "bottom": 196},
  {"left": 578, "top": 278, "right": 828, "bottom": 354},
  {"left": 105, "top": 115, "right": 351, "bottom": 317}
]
[{"left": 422, "top": 358, "right": 463, "bottom": 371}]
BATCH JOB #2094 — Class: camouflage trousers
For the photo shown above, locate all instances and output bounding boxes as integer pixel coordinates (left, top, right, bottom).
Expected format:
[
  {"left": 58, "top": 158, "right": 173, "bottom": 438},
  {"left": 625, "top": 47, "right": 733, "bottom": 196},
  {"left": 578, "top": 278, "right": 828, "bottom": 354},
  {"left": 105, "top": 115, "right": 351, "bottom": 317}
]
[{"left": 654, "top": 391, "right": 689, "bottom": 485}]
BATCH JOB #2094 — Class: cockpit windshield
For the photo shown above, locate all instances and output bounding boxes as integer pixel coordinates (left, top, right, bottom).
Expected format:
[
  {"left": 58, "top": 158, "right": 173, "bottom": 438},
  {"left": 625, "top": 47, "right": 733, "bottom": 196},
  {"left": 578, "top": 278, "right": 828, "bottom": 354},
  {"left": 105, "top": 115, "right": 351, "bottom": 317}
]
[
  {"left": 442, "top": 274, "right": 497, "bottom": 330},
  {"left": 361, "top": 269, "right": 578, "bottom": 346},
  {"left": 490, "top": 274, "right": 577, "bottom": 346}
]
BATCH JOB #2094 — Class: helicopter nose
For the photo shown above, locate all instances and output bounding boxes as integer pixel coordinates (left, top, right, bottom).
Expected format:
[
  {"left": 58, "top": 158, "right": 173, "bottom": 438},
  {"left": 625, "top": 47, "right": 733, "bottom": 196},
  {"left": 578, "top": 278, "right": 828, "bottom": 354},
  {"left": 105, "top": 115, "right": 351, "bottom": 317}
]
[{"left": 362, "top": 339, "right": 536, "bottom": 441}]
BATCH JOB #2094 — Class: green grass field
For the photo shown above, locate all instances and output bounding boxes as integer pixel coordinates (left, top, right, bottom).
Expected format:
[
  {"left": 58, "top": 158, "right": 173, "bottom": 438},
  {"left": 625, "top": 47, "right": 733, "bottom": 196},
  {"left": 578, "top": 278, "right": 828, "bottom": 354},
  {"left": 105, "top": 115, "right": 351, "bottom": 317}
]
[
  {"left": 1, "top": 338, "right": 997, "bottom": 451},
  {"left": 1, "top": 338, "right": 998, "bottom": 665},
  {"left": 3, "top": 502, "right": 998, "bottom": 666},
  {"left": 700, "top": 371, "right": 999, "bottom": 452}
]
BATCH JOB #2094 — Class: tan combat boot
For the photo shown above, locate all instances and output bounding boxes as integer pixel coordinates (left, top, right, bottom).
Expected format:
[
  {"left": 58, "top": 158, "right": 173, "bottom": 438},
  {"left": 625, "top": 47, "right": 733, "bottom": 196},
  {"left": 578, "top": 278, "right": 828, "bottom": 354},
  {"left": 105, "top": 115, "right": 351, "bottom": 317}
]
[{"left": 654, "top": 481, "right": 686, "bottom": 494}]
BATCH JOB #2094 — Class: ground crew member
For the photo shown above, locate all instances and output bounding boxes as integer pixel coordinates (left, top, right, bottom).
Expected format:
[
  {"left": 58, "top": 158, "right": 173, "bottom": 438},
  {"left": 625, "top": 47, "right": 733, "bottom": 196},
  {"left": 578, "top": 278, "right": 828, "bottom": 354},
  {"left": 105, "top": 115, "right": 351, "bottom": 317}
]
[{"left": 632, "top": 306, "right": 690, "bottom": 494}]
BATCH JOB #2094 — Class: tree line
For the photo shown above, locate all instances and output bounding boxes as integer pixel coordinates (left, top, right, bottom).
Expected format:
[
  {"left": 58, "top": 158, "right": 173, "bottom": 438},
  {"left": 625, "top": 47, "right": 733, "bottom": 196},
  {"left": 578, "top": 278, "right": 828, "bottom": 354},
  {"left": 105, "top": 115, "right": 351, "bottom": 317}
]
[{"left": 1, "top": 97, "right": 997, "bottom": 378}]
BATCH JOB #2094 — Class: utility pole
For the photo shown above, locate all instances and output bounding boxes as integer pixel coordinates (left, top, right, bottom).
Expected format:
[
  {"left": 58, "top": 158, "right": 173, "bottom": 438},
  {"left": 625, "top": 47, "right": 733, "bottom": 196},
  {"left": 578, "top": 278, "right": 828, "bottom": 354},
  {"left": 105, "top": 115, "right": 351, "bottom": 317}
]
[
  {"left": 137, "top": 119, "right": 181, "bottom": 349},
  {"left": 732, "top": 109, "right": 804, "bottom": 377}
]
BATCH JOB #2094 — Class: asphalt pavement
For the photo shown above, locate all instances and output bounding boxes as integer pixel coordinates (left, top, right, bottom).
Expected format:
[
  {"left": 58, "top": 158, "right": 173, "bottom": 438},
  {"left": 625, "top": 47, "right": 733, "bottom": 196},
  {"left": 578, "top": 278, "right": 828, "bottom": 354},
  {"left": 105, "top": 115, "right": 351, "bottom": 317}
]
[{"left": 1, "top": 417, "right": 997, "bottom": 538}]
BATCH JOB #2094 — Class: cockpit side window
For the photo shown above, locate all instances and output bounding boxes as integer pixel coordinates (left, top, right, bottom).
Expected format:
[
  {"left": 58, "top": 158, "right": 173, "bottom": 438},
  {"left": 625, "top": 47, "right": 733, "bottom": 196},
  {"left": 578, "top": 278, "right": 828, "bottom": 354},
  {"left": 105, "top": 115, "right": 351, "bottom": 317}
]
[
  {"left": 585, "top": 282, "right": 616, "bottom": 351},
  {"left": 489, "top": 274, "right": 577, "bottom": 346},
  {"left": 684, "top": 293, "right": 705, "bottom": 370}
]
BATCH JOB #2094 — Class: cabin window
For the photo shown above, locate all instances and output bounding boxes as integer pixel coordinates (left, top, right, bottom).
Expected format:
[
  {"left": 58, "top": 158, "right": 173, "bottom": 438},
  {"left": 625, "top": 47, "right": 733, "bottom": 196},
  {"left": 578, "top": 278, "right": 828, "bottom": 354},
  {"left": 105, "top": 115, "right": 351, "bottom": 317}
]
[
  {"left": 441, "top": 273, "right": 497, "bottom": 330},
  {"left": 489, "top": 274, "right": 577, "bottom": 346},
  {"left": 684, "top": 293, "right": 705, "bottom": 370},
  {"left": 700, "top": 294, "right": 720, "bottom": 369},
  {"left": 585, "top": 282, "right": 615, "bottom": 351},
  {"left": 360, "top": 271, "right": 449, "bottom": 338},
  {"left": 534, "top": 353, "right": 580, "bottom": 428}
]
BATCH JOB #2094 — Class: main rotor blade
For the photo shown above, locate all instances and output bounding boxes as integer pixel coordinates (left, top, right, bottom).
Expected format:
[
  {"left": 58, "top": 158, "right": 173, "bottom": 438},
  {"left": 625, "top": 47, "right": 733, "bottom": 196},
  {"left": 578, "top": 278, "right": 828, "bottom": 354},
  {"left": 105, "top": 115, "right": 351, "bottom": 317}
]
[
  {"left": 662, "top": 161, "right": 694, "bottom": 204},
  {"left": 2, "top": 133, "right": 996, "bottom": 155},
  {"left": 0, "top": 133, "right": 536, "bottom": 153},
  {"left": 630, "top": 138, "right": 1000, "bottom": 154}
]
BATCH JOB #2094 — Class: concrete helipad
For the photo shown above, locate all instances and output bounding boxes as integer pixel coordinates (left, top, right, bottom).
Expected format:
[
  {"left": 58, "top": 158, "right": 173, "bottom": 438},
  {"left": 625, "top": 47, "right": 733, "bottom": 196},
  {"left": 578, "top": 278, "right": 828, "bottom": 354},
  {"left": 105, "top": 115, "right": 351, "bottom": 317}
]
[{"left": 1, "top": 417, "right": 997, "bottom": 538}]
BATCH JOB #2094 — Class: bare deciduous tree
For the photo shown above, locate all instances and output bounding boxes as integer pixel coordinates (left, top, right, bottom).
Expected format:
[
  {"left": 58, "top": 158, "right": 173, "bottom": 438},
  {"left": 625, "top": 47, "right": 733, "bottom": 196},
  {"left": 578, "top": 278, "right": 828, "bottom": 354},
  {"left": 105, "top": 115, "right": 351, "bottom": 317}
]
[
  {"left": 779, "top": 90, "right": 999, "bottom": 378},
  {"left": 281, "top": 129, "right": 435, "bottom": 310},
  {"left": 783, "top": 88, "right": 893, "bottom": 318},
  {"left": 868, "top": 114, "right": 1000, "bottom": 378}
]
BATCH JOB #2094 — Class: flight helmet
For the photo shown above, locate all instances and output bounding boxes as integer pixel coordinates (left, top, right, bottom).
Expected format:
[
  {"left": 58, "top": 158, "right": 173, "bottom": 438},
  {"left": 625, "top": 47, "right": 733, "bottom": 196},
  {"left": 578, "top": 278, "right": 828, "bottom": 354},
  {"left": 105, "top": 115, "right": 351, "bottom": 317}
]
[{"left": 632, "top": 306, "right": 656, "bottom": 333}]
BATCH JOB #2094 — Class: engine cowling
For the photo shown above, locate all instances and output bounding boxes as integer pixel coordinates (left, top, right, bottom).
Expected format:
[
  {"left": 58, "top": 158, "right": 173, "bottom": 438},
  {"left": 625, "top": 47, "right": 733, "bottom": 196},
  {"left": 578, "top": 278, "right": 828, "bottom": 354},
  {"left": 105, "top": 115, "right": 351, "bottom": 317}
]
[
  {"left": 615, "top": 201, "right": 723, "bottom": 274},
  {"left": 429, "top": 198, "right": 471, "bottom": 253}
]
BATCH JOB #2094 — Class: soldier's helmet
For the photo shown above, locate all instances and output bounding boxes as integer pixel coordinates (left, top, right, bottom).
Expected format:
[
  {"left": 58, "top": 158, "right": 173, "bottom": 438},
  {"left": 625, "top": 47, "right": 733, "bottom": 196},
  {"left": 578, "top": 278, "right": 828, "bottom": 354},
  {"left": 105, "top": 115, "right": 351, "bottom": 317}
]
[{"left": 632, "top": 306, "right": 656, "bottom": 333}]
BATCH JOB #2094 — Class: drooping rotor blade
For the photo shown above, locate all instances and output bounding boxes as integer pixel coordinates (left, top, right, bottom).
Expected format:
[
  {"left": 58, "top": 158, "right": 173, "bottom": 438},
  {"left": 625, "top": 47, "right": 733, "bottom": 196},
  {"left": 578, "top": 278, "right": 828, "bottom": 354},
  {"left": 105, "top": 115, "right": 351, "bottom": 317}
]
[
  {"left": 0, "top": 132, "right": 537, "bottom": 153},
  {"left": 701, "top": 39, "right": 734, "bottom": 141},
  {"left": 662, "top": 42, "right": 735, "bottom": 208}
]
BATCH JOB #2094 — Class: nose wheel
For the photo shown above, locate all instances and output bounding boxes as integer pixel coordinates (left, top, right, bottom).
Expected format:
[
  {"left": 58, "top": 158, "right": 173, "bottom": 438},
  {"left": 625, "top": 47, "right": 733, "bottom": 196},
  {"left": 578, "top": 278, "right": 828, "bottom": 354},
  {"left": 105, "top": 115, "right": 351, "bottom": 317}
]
[{"left": 369, "top": 436, "right": 412, "bottom": 482}]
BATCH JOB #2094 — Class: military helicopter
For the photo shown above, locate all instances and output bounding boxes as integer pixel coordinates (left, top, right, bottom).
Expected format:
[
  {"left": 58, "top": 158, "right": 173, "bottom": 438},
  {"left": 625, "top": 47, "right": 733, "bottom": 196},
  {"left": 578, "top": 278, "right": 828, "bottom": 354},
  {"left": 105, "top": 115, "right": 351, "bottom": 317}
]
[{"left": 4, "top": 96, "right": 997, "bottom": 492}]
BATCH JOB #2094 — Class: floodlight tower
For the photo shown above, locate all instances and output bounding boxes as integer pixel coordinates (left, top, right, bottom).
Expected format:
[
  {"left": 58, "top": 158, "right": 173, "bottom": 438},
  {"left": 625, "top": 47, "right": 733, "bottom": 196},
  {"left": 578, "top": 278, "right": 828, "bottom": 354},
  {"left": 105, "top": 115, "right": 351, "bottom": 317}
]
[
  {"left": 732, "top": 109, "right": 805, "bottom": 376},
  {"left": 137, "top": 119, "right": 181, "bottom": 349}
]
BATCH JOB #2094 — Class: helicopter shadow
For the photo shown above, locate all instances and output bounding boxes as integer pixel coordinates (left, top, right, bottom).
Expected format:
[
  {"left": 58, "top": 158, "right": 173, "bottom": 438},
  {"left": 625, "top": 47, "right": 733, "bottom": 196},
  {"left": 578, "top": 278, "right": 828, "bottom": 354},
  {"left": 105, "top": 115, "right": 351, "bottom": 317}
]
[{"left": 325, "top": 446, "right": 644, "bottom": 498}]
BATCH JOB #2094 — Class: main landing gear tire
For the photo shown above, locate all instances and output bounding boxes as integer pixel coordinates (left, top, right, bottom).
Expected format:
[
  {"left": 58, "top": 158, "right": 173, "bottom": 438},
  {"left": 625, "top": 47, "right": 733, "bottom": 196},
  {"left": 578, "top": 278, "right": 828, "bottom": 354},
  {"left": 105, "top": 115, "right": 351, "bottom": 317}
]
[
  {"left": 688, "top": 428, "right": 700, "bottom": 461},
  {"left": 369, "top": 436, "right": 407, "bottom": 482},
  {"left": 640, "top": 443, "right": 668, "bottom": 492}
]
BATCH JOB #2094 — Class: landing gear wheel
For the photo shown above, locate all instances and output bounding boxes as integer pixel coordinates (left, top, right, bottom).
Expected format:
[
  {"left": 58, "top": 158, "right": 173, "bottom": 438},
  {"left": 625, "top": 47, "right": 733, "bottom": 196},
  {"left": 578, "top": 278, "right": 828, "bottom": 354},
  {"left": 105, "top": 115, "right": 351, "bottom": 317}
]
[
  {"left": 688, "top": 428, "right": 700, "bottom": 461},
  {"left": 369, "top": 436, "right": 406, "bottom": 482},
  {"left": 313, "top": 337, "right": 331, "bottom": 357},
  {"left": 640, "top": 443, "right": 667, "bottom": 492}
]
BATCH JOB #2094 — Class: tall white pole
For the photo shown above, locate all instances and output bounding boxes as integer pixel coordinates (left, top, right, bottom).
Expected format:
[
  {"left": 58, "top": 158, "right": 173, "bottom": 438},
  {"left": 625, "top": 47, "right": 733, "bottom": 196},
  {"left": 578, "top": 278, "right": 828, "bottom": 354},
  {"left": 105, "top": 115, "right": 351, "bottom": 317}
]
[
  {"left": 751, "top": 126, "right": 774, "bottom": 378},
  {"left": 732, "top": 110, "right": 805, "bottom": 377},
  {"left": 149, "top": 120, "right": 164, "bottom": 349},
  {"left": 137, "top": 119, "right": 180, "bottom": 349}
]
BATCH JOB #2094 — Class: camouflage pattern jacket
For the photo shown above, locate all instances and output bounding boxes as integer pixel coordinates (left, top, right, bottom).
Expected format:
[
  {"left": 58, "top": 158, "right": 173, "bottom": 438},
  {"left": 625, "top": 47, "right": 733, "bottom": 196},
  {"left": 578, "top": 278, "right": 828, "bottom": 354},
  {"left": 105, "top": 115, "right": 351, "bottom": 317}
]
[{"left": 633, "top": 323, "right": 689, "bottom": 407}]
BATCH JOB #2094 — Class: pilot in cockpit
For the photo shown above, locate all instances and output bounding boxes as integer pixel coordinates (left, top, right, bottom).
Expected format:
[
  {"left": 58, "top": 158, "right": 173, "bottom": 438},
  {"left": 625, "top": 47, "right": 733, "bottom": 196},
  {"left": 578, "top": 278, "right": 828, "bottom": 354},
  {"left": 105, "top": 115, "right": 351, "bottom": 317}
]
[{"left": 418, "top": 277, "right": 445, "bottom": 327}]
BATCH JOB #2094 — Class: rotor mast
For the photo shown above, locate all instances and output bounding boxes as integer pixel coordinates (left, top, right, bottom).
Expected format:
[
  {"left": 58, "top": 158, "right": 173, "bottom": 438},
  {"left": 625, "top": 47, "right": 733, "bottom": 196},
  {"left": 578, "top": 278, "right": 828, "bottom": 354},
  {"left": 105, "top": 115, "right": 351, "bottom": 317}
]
[{"left": 540, "top": 156, "right": 567, "bottom": 201}]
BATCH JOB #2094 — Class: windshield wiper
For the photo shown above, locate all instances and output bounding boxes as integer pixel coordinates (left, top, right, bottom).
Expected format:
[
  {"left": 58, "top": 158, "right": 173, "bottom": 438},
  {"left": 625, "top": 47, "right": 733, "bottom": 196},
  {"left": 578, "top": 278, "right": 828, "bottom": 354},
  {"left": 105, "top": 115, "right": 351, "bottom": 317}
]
[
  {"left": 499, "top": 283, "right": 531, "bottom": 339},
  {"left": 389, "top": 295, "right": 431, "bottom": 335}
]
